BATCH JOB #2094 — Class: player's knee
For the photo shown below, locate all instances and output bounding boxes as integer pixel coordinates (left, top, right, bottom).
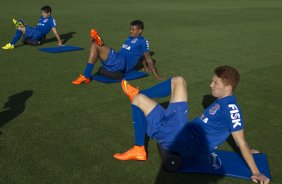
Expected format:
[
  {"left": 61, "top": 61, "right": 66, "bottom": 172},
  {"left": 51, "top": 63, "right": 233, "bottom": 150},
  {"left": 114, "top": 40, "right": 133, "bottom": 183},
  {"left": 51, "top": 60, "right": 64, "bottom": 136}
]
[{"left": 172, "top": 76, "right": 186, "bottom": 87}]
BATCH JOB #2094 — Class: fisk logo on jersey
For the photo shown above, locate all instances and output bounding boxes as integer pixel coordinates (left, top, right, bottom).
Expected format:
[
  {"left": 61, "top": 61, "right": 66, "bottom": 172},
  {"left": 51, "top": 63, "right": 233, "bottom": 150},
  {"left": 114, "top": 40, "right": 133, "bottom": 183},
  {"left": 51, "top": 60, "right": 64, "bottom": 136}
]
[
  {"left": 122, "top": 44, "right": 131, "bottom": 50},
  {"left": 228, "top": 104, "right": 241, "bottom": 129}
]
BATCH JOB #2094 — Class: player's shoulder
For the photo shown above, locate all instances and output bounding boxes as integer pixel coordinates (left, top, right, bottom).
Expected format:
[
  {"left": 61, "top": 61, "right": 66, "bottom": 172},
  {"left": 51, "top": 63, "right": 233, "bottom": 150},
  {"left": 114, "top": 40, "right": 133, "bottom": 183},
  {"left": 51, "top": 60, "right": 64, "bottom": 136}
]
[
  {"left": 218, "top": 96, "right": 240, "bottom": 110},
  {"left": 48, "top": 16, "right": 55, "bottom": 20},
  {"left": 140, "top": 36, "right": 149, "bottom": 42}
]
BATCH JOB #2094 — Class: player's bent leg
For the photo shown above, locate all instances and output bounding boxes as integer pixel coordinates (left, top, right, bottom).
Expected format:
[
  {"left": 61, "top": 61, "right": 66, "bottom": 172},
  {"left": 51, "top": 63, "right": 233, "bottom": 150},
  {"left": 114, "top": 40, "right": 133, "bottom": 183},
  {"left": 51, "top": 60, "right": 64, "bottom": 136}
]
[
  {"left": 170, "top": 76, "right": 188, "bottom": 103},
  {"left": 88, "top": 42, "right": 111, "bottom": 64},
  {"left": 72, "top": 43, "right": 111, "bottom": 85}
]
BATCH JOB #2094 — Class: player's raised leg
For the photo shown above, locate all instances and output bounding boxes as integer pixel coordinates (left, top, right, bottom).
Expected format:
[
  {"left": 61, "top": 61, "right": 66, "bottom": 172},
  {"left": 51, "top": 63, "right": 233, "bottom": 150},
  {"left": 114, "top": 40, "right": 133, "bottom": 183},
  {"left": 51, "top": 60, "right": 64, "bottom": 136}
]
[
  {"left": 72, "top": 30, "right": 111, "bottom": 85},
  {"left": 2, "top": 19, "right": 25, "bottom": 50},
  {"left": 114, "top": 80, "right": 160, "bottom": 161}
]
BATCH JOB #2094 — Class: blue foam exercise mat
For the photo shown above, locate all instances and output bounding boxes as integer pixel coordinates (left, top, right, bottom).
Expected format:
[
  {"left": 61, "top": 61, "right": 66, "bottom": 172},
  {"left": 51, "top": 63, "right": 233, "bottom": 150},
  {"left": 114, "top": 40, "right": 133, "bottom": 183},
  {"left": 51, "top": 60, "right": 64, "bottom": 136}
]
[
  {"left": 178, "top": 150, "right": 271, "bottom": 181},
  {"left": 92, "top": 70, "right": 148, "bottom": 83},
  {"left": 39, "top": 45, "right": 84, "bottom": 53}
]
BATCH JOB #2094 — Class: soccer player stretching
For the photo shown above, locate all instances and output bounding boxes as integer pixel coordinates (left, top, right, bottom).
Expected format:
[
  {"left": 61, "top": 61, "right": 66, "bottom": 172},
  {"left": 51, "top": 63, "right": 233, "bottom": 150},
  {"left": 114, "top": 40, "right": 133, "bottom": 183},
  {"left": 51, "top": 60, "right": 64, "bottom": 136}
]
[
  {"left": 2, "top": 6, "right": 62, "bottom": 49},
  {"left": 114, "top": 66, "right": 269, "bottom": 184},
  {"left": 72, "top": 20, "right": 162, "bottom": 85}
]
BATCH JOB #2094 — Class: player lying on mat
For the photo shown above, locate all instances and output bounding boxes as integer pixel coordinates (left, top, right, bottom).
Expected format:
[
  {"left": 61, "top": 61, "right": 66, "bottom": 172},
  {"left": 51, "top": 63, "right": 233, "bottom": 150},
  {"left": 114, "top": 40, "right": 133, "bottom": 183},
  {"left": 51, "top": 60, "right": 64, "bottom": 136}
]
[
  {"left": 2, "top": 5, "right": 62, "bottom": 50},
  {"left": 72, "top": 20, "right": 162, "bottom": 85},
  {"left": 114, "top": 66, "right": 270, "bottom": 184}
]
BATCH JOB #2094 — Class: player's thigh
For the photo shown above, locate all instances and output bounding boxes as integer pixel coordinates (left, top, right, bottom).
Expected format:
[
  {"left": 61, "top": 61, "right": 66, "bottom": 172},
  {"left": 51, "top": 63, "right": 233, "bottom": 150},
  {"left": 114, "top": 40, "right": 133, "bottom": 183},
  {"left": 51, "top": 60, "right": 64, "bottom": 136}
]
[
  {"left": 133, "top": 94, "right": 158, "bottom": 116},
  {"left": 170, "top": 77, "right": 188, "bottom": 103},
  {"left": 97, "top": 44, "right": 111, "bottom": 61}
]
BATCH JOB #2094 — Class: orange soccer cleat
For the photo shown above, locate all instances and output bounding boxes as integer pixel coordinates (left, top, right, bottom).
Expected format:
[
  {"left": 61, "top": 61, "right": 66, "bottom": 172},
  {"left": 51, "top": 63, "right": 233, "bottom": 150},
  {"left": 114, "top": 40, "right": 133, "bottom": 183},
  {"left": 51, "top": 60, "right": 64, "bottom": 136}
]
[
  {"left": 90, "top": 29, "right": 104, "bottom": 46},
  {"left": 72, "top": 74, "right": 91, "bottom": 85},
  {"left": 113, "top": 146, "right": 147, "bottom": 161},
  {"left": 121, "top": 80, "right": 139, "bottom": 102}
]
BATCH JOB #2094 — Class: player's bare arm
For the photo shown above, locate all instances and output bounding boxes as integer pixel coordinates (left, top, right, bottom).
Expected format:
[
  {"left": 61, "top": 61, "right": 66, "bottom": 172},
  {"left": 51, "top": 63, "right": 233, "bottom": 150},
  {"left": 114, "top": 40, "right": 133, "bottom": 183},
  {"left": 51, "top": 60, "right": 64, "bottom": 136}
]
[
  {"left": 232, "top": 130, "right": 270, "bottom": 184},
  {"left": 144, "top": 52, "right": 163, "bottom": 80},
  {"left": 52, "top": 27, "right": 62, "bottom": 46}
]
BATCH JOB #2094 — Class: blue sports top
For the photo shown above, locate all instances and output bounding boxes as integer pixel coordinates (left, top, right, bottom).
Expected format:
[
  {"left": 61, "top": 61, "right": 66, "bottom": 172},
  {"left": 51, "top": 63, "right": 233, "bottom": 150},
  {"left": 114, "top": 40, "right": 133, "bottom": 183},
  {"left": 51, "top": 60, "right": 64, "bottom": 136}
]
[
  {"left": 190, "top": 95, "right": 245, "bottom": 151},
  {"left": 36, "top": 16, "right": 56, "bottom": 35},
  {"left": 119, "top": 36, "right": 150, "bottom": 72}
]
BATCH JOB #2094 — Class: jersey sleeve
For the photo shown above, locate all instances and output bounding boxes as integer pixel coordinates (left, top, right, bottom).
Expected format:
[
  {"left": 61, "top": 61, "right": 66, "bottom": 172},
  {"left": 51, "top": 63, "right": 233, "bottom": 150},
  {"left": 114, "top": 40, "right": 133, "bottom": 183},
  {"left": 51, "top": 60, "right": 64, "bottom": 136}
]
[
  {"left": 223, "top": 103, "right": 244, "bottom": 132},
  {"left": 141, "top": 39, "right": 150, "bottom": 53},
  {"left": 50, "top": 18, "right": 57, "bottom": 28}
]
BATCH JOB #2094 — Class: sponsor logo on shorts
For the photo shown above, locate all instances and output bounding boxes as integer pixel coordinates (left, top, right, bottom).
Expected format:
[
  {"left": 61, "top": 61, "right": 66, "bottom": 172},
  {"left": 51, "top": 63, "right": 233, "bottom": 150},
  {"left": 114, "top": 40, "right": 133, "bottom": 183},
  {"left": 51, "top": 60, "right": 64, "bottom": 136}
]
[
  {"left": 228, "top": 104, "right": 241, "bottom": 129},
  {"left": 209, "top": 152, "right": 222, "bottom": 169}
]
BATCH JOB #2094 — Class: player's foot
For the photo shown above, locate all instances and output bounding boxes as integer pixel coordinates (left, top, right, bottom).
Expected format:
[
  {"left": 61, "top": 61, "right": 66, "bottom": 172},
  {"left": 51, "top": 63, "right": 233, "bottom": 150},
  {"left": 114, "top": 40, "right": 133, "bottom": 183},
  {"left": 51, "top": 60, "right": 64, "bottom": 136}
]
[
  {"left": 90, "top": 29, "right": 104, "bottom": 46},
  {"left": 121, "top": 80, "right": 139, "bottom": 102},
  {"left": 2, "top": 43, "right": 14, "bottom": 50},
  {"left": 12, "top": 18, "right": 25, "bottom": 28},
  {"left": 72, "top": 74, "right": 91, "bottom": 85},
  {"left": 113, "top": 146, "right": 147, "bottom": 161}
]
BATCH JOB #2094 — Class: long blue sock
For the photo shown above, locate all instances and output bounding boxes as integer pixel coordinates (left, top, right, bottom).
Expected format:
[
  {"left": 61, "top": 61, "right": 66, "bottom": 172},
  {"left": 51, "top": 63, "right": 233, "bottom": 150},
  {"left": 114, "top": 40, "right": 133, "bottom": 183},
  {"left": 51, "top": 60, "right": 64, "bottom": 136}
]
[
  {"left": 11, "top": 30, "right": 23, "bottom": 45},
  {"left": 131, "top": 104, "right": 147, "bottom": 146},
  {"left": 140, "top": 78, "right": 172, "bottom": 98},
  {"left": 83, "top": 63, "right": 95, "bottom": 78}
]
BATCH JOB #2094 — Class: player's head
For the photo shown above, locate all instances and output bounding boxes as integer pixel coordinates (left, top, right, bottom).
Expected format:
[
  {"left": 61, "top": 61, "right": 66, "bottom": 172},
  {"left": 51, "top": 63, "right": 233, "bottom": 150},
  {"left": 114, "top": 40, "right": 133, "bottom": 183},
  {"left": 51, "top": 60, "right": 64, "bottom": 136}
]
[
  {"left": 130, "top": 20, "right": 144, "bottom": 38},
  {"left": 41, "top": 5, "right": 52, "bottom": 18},
  {"left": 210, "top": 66, "right": 240, "bottom": 98}
]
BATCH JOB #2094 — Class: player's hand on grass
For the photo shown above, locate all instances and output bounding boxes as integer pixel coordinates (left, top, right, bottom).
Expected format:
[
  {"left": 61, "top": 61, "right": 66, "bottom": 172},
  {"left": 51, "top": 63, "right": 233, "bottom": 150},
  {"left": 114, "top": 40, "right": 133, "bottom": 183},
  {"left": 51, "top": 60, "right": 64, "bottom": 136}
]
[
  {"left": 155, "top": 75, "right": 166, "bottom": 80},
  {"left": 58, "top": 42, "right": 63, "bottom": 46},
  {"left": 251, "top": 173, "right": 270, "bottom": 184}
]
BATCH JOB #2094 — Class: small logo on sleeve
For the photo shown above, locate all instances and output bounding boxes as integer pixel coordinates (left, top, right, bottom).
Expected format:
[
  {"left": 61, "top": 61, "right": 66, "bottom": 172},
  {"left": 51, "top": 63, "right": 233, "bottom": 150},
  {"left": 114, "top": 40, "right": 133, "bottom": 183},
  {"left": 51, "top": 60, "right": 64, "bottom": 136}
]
[{"left": 228, "top": 104, "right": 241, "bottom": 128}]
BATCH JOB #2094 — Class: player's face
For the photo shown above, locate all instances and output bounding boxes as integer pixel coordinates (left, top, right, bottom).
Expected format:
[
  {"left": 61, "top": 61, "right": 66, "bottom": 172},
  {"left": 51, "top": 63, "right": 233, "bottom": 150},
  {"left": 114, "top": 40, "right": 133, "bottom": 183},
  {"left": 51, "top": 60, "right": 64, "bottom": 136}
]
[
  {"left": 210, "top": 75, "right": 232, "bottom": 98},
  {"left": 130, "top": 26, "right": 142, "bottom": 38},
  {"left": 42, "top": 11, "right": 50, "bottom": 18}
]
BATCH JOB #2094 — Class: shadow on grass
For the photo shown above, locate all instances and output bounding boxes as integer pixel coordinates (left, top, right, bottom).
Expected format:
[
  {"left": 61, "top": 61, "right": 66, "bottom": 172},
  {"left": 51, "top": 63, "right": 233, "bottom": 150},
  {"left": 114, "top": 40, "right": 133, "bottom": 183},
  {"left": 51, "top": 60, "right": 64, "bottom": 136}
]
[
  {"left": 0, "top": 90, "right": 33, "bottom": 133},
  {"left": 45, "top": 32, "right": 76, "bottom": 45}
]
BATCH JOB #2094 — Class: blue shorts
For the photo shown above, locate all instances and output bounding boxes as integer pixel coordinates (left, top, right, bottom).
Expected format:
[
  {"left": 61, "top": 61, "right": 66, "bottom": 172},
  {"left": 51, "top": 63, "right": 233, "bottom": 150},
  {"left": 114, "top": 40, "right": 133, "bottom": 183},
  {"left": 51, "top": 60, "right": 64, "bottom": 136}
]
[
  {"left": 101, "top": 49, "right": 126, "bottom": 72},
  {"left": 25, "top": 26, "right": 45, "bottom": 40},
  {"left": 146, "top": 102, "right": 203, "bottom": 157}
]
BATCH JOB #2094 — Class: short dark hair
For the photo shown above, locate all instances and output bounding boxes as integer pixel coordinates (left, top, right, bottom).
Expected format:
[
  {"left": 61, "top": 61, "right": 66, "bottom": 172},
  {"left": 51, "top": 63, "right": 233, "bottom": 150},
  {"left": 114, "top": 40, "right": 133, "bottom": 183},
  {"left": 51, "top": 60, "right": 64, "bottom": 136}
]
[
  {"left": 130, "top": 20, "right": 144, "bottom": 30},
  {"left": 41, "top": 6, "right": 52, "bottom": 14},
  {"left": 214, "top": 66, "right": 240, "bottom": 91}
]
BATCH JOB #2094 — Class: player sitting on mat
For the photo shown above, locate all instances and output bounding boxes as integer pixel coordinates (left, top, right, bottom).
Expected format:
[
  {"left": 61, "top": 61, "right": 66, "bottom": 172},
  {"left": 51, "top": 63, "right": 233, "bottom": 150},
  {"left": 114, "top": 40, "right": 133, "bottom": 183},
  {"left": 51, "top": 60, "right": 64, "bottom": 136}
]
[
  {"left": 114, "top": 66, "right": 270, "bottom": 184},
  {"left": 2, "top": 5, "right": 62, "bottom": 50},
  {"left": 72, "top": 20, "right": 162, "bottom": 85}
]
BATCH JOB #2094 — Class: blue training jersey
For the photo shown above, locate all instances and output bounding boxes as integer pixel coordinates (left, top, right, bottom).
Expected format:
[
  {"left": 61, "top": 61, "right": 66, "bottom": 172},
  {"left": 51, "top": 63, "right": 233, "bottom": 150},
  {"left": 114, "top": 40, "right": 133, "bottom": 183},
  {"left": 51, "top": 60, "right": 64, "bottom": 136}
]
[
  {"left": 118, "top": 36, "right": 150, "bottom": 72},
  {"left": 189, "top": 95, "right": 244, "bottom": 151},
  {"left": 35, "top": 16, "right": 56, "bottom": 35}
]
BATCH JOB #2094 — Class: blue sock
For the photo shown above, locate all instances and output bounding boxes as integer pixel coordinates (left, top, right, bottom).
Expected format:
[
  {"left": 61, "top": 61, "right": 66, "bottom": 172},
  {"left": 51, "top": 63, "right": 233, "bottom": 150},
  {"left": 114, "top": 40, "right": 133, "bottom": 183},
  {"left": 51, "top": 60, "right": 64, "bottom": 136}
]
[
  {"left": 140, "top": 78, "right": 172, "bottom": 98},
  {"left": 131, "top": 104, "right": 147, "bottom": 146},
  {"left": 83, "top": 63, "right": 95, "bottom": 78},
  {"left": 11, "top": 30, "right": 22, "bottom": 45}
]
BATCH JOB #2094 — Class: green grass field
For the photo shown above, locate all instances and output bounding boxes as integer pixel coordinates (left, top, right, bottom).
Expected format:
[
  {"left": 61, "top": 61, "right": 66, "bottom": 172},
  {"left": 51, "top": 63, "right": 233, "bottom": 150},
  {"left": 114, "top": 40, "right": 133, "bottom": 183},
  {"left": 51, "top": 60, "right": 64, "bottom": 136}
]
[{"left": 1, "top": 0, "right": 282, "bottom": 183}]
